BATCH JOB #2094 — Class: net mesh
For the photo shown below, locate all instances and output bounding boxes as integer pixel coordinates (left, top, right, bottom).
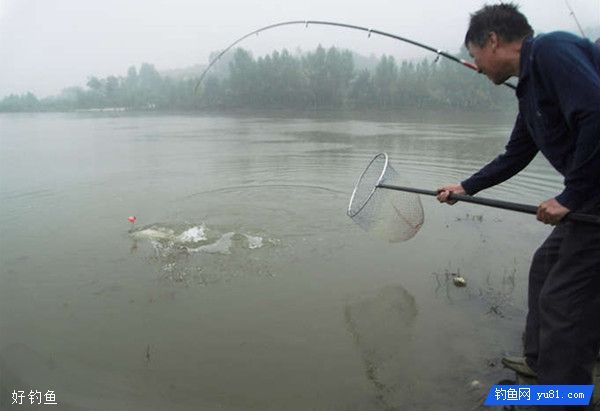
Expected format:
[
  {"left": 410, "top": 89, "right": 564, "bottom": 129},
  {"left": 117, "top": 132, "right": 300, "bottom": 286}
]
[{"left": 347, "top": 153, "right": 424, "bottom": 242}]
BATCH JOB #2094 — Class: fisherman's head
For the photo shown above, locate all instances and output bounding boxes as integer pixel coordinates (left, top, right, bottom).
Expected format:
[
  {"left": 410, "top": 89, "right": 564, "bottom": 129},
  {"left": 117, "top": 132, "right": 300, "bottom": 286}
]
[{"left": 465, "top": 3, "right": 533, "bottom": 84}]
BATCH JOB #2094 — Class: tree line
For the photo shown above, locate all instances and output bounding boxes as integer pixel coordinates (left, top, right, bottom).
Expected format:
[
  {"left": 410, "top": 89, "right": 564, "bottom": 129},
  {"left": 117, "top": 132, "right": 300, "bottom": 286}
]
[{"left": 0, "top": 45, "right": 516, "bottom": 112}]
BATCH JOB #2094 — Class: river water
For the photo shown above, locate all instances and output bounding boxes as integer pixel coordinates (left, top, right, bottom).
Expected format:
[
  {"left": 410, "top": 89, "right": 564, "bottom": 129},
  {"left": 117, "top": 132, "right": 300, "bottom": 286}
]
[{"left": 0, "top": 111, "right": 561, "bottom": 410}]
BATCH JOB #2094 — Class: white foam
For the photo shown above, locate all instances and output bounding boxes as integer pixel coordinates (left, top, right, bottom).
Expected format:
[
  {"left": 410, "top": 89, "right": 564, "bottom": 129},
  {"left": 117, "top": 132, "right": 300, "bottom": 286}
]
[
  {"left": 132, "top": 227, "right": 175, "bottom": 241},
  {"left": 176, "top": 226, "right": 206, "bottom": 243},
  {"left": 132, "top": 224, "right": 271, "bottom": 256},
  {"left": 244, "top": 234, "right": 263, "bottom": 249},
  {"left": 162, "top": 263, "right": 176, "bottom": 272},
  {"left": 188, "top": 232, "right": 234, "bottom": 255}
]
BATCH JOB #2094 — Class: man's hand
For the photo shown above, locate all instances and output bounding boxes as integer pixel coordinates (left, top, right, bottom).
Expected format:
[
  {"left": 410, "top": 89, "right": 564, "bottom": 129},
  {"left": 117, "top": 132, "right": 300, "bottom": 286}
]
[
  {"left": 537, "top": 198, "right": 570, "bottom": 225},
  {"left": 436, "top": 184, "right": 466, "bottom": 205}
]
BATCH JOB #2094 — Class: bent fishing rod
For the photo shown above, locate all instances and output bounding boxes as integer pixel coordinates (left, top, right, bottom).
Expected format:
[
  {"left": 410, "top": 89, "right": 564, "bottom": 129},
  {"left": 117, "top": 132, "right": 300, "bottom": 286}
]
[
  {"left": 194, "top": 20, "right": 517, "bottom": 93},
  {"left": 565, "top": 0, "right": 586, "bottom": 38}
]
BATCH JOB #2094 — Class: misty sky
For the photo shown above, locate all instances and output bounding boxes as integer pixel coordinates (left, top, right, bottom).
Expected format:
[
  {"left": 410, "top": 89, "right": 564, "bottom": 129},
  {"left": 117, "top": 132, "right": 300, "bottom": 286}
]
[{"left": 1, "top": 0, "right": 598, "bottom": 97}]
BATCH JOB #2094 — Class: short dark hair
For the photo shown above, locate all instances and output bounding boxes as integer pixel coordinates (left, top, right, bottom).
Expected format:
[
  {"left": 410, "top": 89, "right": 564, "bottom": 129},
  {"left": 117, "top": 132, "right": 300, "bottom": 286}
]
[{"left": 465, "top": 3, "right": 533, "bottom": 48}]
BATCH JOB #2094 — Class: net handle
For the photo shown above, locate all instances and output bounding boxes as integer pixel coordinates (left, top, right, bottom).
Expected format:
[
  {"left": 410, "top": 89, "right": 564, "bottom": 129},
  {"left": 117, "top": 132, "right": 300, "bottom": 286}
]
[{"left": 377, "top": 183, "right": 600, "bottom": 225}]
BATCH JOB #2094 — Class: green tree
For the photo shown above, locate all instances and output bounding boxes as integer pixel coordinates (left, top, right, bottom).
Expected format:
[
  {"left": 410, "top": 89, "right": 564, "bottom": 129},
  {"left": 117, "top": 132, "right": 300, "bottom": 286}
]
[
  {"left": 228, "top": 48, "right": 258, "bottom": 106},
  {"left": 0, "top": 44, "right": 519, "bottom": 112},
  {"left": 138, "top": 63, "right": 162, "bottom": 107},
  {"left": 349, "top": 69, "right": 376, "bottom": 106},
  {"left": 374, "top": 55, "right": 398, "bottom": 108},
  {"left": 124, "top": 66, "right": 139, "bottom": 107}
]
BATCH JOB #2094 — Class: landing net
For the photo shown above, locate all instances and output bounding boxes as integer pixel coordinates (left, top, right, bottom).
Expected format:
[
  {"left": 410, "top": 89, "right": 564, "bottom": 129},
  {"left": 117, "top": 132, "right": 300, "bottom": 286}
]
[{"left": 347, "top": 153, "right": 424, "bottom": 242}]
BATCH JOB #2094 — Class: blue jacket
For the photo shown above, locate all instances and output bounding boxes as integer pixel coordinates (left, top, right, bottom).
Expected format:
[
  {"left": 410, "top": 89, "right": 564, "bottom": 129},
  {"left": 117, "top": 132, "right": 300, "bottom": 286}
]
[{"left": 461, "top": 32, "right": 600, "bottom": 212}]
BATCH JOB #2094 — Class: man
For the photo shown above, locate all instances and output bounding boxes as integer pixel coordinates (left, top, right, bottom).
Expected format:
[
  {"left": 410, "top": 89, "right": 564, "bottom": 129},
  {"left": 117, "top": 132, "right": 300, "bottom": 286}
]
[{"left": 436, "top": 2, "right": 600, "bottom": 406}]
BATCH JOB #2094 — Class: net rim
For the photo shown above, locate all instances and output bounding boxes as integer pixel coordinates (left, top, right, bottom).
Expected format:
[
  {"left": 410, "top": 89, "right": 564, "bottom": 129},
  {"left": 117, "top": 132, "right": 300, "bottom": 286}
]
[{"left": 347, "top": 152, "right": 388, "bottom": 218}]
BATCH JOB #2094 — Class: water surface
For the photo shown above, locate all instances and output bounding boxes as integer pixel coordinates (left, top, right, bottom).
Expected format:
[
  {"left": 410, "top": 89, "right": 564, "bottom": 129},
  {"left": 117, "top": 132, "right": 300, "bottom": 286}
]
[{"left": 0, "top": 111, "right": 561, "bottom": 410}]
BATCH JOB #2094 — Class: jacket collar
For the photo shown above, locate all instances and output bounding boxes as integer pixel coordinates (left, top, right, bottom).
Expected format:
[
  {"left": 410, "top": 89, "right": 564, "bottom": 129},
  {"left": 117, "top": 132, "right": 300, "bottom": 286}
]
[{"left": 516, "top": 35, "right": 534, "bottom": 97}]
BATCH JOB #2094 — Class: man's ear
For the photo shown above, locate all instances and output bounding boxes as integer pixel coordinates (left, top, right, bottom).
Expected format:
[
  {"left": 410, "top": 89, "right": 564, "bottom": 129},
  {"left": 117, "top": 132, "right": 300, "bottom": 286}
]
[{"left": 488, "top": 32, "right": 499, "bottom": 51}]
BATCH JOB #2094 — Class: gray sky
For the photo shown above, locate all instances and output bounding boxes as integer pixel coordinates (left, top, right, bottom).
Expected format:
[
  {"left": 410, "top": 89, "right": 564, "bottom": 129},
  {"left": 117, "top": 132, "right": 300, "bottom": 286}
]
[{"left": 1, "top": 0, "right": 598, "bottom": 97}]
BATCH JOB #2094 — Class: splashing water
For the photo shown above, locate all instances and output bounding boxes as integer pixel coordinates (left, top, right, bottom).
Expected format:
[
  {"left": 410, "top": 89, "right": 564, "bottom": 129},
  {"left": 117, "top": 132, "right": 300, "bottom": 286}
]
[
  {"left": 129, "top": 223, "right": 272, "bottom": 256},
  {"left": 176, "top": 226, "right": 207, "bottom": 243}
]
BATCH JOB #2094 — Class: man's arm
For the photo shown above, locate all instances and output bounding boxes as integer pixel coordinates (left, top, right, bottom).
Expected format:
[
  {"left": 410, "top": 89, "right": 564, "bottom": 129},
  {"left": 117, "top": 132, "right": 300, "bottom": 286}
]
[
  {"left": 461, "top": 113, "right": 538, "bottom": 195},
  {"left": 535, "top": 37, "right": 600, "bottom": 211},
  {"left": 437, "top": 114, "right": 538, "bottom": 202}
]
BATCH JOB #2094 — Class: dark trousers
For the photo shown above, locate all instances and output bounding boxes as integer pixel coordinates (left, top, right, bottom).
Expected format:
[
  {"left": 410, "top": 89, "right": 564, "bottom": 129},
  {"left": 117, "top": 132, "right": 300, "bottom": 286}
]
[{"left": 523, "top": 218, "right": 600, "bottom": 410}]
